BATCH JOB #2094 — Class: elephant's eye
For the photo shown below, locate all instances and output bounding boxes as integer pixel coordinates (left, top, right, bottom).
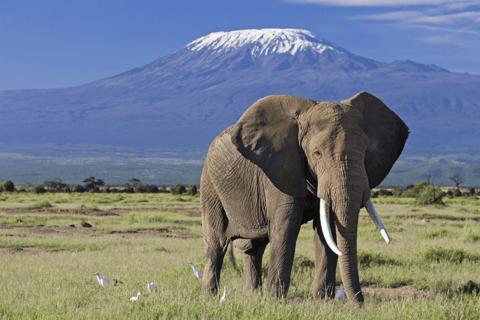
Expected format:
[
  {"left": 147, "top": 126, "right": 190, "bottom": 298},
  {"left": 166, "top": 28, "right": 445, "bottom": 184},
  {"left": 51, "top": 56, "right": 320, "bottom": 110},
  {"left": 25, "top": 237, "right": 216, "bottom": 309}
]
[{"left": 313, "top": 150, "right": 322, "bottom": 159}]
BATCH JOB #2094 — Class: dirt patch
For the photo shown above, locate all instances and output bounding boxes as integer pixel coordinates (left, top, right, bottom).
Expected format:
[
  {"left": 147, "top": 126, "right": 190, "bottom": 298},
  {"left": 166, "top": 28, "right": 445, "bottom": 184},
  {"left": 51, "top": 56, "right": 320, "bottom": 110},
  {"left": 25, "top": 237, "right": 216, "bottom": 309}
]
[
  {"left": 0, "top": 205, "right": 202, "bottom": 217},
  {"left": 1, "top": 208, "right": 120, "bottom": 216},
  {"left": 0, "top": 226, "right": 103, "bottom": 236},
  {"left": 104, "top": 206, "right": 202, "bottom": 217},
  {"left": 289, "top": 284, "right": 432, "bottom": 304},
  {"left": 0, "top": 247, "right": 56, "bottom": 255}
]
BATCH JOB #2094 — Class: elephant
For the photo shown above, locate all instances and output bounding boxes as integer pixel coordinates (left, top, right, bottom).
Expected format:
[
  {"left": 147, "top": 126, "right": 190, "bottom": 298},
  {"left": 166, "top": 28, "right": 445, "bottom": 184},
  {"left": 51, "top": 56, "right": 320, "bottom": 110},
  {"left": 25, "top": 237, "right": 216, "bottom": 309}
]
[{"left": 200, "top": 92, "right": 409, "bottom": 304}]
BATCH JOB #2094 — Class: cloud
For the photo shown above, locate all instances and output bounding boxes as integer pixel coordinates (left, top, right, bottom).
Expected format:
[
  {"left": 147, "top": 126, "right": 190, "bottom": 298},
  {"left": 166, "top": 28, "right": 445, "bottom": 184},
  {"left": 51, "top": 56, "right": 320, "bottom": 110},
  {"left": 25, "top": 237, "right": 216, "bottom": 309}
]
[
  {"left": 285, "top": 0, "right": 480, "bottom": 7},
  {"left": 357, "top": 10, "right": 480, "bottom": 25}
]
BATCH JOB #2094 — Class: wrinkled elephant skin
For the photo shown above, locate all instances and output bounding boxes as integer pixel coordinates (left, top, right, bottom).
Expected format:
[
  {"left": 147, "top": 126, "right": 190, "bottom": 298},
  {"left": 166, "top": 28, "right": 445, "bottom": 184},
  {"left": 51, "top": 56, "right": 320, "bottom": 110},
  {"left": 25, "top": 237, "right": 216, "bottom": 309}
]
[{"left": 200, "top": 92, "right": 409, "bottom": 304}]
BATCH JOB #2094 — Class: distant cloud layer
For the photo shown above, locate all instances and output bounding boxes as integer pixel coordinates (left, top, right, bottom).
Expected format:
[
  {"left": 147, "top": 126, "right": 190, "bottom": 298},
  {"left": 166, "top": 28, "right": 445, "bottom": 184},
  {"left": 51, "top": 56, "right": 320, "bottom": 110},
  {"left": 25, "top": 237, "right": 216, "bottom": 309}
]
[
  {"left": 288, "top": 0, "right": 480, "bottom": 48},
  {"left": 286, "top": 0, "right": 480, "bottom": 7}
]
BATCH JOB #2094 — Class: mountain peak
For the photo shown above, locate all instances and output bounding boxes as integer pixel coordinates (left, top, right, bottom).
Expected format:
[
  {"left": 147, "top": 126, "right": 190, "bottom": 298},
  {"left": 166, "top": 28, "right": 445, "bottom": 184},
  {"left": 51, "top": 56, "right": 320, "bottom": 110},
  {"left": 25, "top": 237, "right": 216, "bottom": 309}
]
[{"left": 186, "top": 28, "right": 347, "bottom": 57}]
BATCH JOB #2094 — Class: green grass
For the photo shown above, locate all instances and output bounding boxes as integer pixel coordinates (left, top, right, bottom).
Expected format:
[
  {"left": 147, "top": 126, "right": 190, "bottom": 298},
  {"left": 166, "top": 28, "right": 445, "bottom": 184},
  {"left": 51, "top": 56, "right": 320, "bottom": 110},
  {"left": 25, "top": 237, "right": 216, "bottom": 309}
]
[{"left": 1, "top": 193, "right": 480, "bottom": 318}]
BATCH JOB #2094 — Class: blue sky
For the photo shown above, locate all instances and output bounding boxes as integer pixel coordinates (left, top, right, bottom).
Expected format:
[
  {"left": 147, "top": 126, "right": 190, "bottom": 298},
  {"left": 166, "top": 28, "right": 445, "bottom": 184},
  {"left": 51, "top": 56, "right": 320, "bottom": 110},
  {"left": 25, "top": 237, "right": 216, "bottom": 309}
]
[{"left": 1, "top": 0, "right": 479, "bottom": 90}]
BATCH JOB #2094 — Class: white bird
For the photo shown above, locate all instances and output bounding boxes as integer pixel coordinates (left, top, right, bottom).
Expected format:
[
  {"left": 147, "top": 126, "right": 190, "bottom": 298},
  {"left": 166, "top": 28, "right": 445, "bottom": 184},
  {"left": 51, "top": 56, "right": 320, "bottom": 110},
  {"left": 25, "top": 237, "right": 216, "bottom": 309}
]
[
  {"left": 148, "top": 280, "right": 158, "bottom": 292},
  {"left": 336, "top": 284, "right": 346, "bottom": 299},
  {"left": 188, "top": 262, "right": 203, "bottom": 278},
  {"left": 130, "top": 291, "right": 141, "bottom": 302},
  {"left": 220, "top": 287, "right": 226, "bottom": 302},
  {"left": 95, "top": 272, "right": 110, "bottom": 286}
]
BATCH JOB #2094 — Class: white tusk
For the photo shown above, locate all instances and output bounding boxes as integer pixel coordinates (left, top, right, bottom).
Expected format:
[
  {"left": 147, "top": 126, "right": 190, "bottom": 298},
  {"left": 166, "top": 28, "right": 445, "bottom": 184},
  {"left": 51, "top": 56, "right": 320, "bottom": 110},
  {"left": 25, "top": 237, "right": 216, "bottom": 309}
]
[
  {"left": 320, "top": 199, "right": 342, "bottom": 256},
  {"left": 365, "top": 199, "right": 391, "bottom": 243}
]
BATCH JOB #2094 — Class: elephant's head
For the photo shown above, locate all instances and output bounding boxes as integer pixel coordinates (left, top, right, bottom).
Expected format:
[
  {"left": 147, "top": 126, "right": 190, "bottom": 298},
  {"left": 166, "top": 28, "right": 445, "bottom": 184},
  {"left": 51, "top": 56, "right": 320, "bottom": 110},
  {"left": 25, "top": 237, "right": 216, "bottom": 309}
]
[{"left": 231, "top": 92, "right": 409, "bottom": 303}]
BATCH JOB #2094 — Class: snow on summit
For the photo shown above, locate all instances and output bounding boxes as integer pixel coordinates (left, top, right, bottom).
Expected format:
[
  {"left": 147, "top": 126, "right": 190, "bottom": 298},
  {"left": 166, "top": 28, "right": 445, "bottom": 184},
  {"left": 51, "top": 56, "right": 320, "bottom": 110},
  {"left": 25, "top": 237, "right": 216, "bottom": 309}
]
[{"left": 186, "top": 28, "right": 346, "bottom": 57}]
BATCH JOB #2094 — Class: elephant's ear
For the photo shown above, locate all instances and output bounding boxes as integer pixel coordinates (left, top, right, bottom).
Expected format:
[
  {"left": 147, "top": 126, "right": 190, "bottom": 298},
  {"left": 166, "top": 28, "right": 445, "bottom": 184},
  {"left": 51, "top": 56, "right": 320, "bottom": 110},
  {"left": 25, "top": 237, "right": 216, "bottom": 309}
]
[
  {"left": 231, "top": 95, "right": 308, "bottom": 197},
  {"left": 342, "top": 92, "right": 409, "bottom": 189}
]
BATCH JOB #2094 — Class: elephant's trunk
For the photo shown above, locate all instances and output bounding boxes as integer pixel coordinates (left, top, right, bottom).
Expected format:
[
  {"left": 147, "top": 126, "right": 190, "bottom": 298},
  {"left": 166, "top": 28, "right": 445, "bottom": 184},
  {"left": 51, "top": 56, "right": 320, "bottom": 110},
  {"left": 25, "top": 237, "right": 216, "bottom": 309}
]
[{"left": 317, "top": 161, "right": 369, "bottom": 304}]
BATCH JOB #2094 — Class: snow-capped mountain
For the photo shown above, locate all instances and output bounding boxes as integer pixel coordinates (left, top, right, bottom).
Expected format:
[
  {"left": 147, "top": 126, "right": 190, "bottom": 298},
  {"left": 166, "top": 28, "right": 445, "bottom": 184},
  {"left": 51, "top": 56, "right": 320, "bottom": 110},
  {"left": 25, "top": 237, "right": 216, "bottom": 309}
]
[
  {"left": 186, "top": 29, "right": 346, "bottom": 56},
  {"left": 1, "top": 28, "right": 479, "bottom": 162}
]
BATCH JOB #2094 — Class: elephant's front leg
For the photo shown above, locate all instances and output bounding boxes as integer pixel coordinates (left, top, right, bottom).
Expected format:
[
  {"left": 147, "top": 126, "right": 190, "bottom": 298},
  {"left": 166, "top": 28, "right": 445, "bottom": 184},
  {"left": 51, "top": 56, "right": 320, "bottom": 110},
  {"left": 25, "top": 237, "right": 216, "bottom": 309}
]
[
  {"left": 313, "top": 217, "right": 338, "bottom": 300},
  {"left": 265, "top": 198, "right": 303, "bottom": 298}
]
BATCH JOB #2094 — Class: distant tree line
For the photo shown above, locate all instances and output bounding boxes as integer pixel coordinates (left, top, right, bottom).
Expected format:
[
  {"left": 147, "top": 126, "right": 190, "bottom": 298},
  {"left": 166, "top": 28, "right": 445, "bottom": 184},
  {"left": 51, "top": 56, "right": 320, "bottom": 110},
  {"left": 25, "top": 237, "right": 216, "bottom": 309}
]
[{"left": 0, "top": 178, "right": 198, "bottom": 196}]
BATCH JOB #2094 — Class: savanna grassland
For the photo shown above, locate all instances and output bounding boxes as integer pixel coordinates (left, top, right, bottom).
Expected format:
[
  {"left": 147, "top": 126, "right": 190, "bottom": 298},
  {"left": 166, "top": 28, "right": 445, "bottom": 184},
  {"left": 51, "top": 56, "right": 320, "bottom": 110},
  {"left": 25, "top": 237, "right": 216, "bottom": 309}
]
[{"left": 1, "top": 191, "right": 480, "bottom": 319}]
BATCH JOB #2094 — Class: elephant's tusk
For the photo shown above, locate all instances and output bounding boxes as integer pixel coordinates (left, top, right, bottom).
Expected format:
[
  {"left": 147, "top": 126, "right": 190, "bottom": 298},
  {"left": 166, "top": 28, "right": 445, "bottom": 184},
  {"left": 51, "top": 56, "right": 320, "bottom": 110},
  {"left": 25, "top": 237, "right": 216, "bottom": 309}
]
[
  {"left": 320, "top": 199, "right": 343, "bottom": 256},
  {"left": 365, "top": 199, "right": 391, "bottom": 243}
]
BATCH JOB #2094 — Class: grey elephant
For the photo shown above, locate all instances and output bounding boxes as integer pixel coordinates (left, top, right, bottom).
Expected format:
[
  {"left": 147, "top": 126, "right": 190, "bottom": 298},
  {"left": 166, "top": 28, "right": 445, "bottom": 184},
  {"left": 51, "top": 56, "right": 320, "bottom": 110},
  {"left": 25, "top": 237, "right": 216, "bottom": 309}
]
[{"left": 200, "top": 92, "right": 409, "bottom": 304}]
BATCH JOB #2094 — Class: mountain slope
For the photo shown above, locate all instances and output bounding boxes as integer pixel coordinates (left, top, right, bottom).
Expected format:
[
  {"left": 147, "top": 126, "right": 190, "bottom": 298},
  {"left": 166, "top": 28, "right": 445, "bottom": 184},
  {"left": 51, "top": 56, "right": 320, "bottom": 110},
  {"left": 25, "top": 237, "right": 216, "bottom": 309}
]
[{"left": 1, "top": 28, "right": 479, "bottom": 156}]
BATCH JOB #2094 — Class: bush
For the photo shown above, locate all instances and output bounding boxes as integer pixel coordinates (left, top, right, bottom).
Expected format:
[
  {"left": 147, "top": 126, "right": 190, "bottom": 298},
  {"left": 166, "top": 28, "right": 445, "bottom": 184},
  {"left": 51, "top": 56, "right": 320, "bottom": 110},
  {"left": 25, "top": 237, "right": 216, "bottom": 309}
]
[
  {"left": 358, "top": 249, "right": 400, "bottom": 267},
  {"left": 171, "top": 183, "right": 186, "bottom": 195},
  {"left": 158, "top": 186, "right": 169, "bottom": 193},
  {"left": 186, "top": 184, "right": 198, "bottom": 196},
  {"left": 134, "top": 183, "right": 147, "bottom": 193},
  {"left": 0, "top": 180, "right": 15, "bottom": 192},
  {"left": 453, "top": 189, "right": 462, "bottom": 197},
  {"left": 410, "top": 245, "right": 477, "bottom": 263},
  {"left": 393, "top": 188, "right": 406, "bottom": 197},
  {"left": 145, "top": 185, "right": 159, "bottom": 193},
  {"left": 74, "top": 185, "right": 85, "bottom": 193},
  {"left": 63, "top": 186, "right": 72, "bottom": 193},
  {"left": 30, "top": 185, "right": 46, "bottom": 194},
  {"left": 416, "top": 184, "right": 445, "bottom": 205}
]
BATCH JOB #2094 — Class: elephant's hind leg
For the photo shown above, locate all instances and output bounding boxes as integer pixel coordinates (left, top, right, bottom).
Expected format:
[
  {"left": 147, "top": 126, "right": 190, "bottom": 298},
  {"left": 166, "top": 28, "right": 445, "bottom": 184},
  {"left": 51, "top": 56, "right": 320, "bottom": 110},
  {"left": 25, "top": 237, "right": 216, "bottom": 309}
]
[
  {"left": 201, "top": 180, "right": 229, "bottom": 296},
  {"left": 234, "top": 239, "right": 267, "bottom": 294}
]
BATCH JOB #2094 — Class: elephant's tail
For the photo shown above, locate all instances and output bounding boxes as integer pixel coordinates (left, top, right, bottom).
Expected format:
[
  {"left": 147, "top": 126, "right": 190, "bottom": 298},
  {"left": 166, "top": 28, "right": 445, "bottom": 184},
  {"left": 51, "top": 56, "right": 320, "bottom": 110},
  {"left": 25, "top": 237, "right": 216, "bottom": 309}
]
[{"left": 228, "top": 242, "right": 237, "bottom": 269}]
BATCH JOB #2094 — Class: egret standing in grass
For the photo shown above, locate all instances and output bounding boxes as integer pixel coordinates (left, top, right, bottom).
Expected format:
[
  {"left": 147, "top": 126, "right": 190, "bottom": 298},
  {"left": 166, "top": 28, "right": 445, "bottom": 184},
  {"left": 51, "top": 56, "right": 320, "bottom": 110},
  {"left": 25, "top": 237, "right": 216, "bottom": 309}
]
[
  {"left": 188, "top": 262, "right": 202, "bottom": 278},
  {"left": 336, "top": 284, "right": 346, "bottom": 299},
  {"left": 130, "top": 291, "right": 141, "bottom": 302},
  {"left": 220, "top": 287, "right": 226, "bottom": 302},
  {"left": 148, "top": 280, "right": 158, "bottom": 292},
  {"left": 95, "top": 272, "right": 110, "bottom": 286}
]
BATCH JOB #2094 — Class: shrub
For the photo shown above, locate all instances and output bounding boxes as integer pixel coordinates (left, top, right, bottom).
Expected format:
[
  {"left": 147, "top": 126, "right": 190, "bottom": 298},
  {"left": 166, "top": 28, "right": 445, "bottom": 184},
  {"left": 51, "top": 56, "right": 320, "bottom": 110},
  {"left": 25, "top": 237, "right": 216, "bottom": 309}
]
[
  {"left": 171, "top": 183, "right": 186, "bottom": 195},
  {"left": 416, "top": 184, "right": 445, "bottom": 205},
  {"left": 102, "top": 187, "right": 111, "bottom": 194},
  {"left": 134, "top": 183, "right": 147, "bottom": 193},
  {"left": 293, "top": 254, "right": 315, "bottom": 271},
  {"left": 186, "top": 184, "right": 198, "bottom": 196},
  {"left": 0, "top": 180, "right": 15, "bottom": 192},
  {"left": 158, "top": 186, "right": 169, "bottom": 193},
  {"left": 145, "top": 185, "right": 159, "bottom": 193},
  {"left": 410, "top": 245, "right": 477, "bottom": 263},
  {"left": 30, "top": 185, "right": 46, "bottom": 194},
  {"left": 74, "top": 185, "right": 85, "bottom": 193},
  {"left": 63, "top": 186, "right": 72, "bottom": 193},
  {"left": 393, "top": 188, "right": 406, "bottom": 197},
  {"left": 357, "top": 249, "right": 400, "bottom": 267},
  {"left": 453, "top": 189, "right": 462, "bottom": 197}
]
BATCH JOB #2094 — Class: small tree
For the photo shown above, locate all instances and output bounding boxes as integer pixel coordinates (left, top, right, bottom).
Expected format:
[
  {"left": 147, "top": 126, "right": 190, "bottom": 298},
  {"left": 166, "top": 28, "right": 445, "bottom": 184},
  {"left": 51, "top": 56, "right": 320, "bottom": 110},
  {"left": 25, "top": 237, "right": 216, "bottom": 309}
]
[
  {"left": 83, "top": 177, "right": 105, "bottom": 191},
  {"left": 134, "top": 183, "right": 147, "bottom": 193},
  {"left": 128, "top": 178, "right": 141, "bottom": 188},
  {"left": 450, "top": 174, "right": 464, "bottom": 190},
  {"left": 426, "top": 174, "right": 432, "bottom": 185},
  {"left": 44, "top": 178, "right": 68, "bottom": 191}
]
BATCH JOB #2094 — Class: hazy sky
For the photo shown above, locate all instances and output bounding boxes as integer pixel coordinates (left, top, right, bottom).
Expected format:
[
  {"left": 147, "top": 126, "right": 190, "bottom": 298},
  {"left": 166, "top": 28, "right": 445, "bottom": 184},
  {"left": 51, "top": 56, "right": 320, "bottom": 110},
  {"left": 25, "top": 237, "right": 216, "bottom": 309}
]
[{"left": 1, "top": 0, "right": 479, "bottom": 90}]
